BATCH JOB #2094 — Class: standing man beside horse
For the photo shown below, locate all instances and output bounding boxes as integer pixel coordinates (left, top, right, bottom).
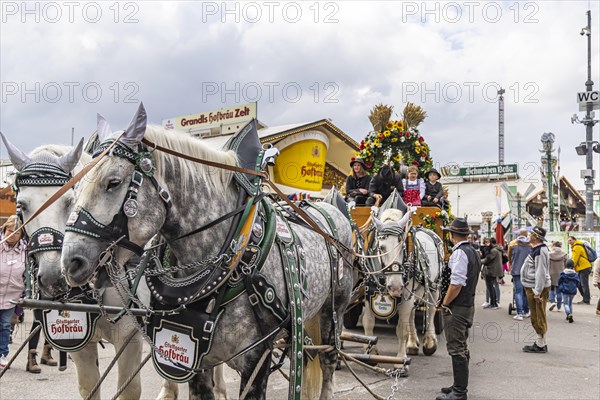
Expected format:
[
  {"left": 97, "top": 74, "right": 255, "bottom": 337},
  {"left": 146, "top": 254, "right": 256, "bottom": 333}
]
[{"left": 436, "top": 218, "right": 481, "bottom": 400}]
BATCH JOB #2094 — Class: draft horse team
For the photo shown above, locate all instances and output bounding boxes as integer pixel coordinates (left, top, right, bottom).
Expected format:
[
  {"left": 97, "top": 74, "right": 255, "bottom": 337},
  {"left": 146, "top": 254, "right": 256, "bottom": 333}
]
[{"left": 1, "top": 103, "right": 450, "bottom": 399}]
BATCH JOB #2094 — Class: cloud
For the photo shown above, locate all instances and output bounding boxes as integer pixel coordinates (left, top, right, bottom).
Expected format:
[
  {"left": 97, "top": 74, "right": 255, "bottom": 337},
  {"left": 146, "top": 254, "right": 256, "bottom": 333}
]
[{"left": 1, "top": 1, "right": 598, "bottom": 191}]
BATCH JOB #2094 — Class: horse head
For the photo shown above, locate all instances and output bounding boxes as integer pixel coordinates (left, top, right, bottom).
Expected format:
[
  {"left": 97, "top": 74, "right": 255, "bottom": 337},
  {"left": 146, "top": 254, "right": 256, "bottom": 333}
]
[
  {"left": 1, "top": 132, "right": 85, "bottom": 297},
  {"left": 61, "top": 103, "right": 238, "bottom": 288},
  {"left": 372, "top": 208, "right": 411, "bottom": 297}
]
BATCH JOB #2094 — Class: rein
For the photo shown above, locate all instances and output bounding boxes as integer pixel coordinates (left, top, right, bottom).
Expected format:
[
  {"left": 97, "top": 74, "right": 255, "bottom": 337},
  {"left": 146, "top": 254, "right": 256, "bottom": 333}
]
[
  {"left": 144, "top": 192, "right": 267, "bottom": 252},
  {"left": 141, "top": 138, "right": 356, "bottom": 259}
]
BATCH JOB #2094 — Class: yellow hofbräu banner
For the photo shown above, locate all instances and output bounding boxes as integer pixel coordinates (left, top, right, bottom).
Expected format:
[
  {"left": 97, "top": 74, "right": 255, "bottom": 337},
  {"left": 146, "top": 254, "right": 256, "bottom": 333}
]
[{"left": 273, "top": 131, "right": 329, "bottom": 192}]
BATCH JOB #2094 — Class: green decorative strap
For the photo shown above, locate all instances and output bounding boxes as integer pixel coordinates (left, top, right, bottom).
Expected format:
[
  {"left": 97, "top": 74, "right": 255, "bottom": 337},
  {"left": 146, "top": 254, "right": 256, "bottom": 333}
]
[{"left": 275, "top": 210, "right": 303, "bottom": 400}]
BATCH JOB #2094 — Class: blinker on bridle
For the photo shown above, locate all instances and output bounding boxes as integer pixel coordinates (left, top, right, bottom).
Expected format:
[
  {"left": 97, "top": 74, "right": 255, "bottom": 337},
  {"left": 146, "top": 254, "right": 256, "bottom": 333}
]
[
  {"left": 65, "top": 139, "right": 172, "bottom": 256},
  {"left": 377, "top": 225, "right": 406, "bottom": 275},
  {"left": 12, "top": 163, "right": 72, "bottom": 257}
]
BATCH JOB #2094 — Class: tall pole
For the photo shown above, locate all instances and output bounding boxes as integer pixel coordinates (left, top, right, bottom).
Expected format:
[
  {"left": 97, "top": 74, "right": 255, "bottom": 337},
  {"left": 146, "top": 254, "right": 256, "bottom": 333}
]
[
  {"left": 547, "top": 148, "right": 554, "bottom": 231},
  {"left": 557, "top": 146, "right": 561, "bottom": 228},
  {"left": 583, "top": 10, "right": 595, "bottom": 230},
  {"left": 498, "top": 88, "right": 505, "bottom": 165},
  {"left": 541, "top": 132, "right": 556, "bottom": 231}
]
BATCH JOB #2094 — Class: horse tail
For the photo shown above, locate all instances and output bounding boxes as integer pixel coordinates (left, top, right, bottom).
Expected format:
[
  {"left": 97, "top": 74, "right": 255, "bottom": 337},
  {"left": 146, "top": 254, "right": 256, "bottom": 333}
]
[{"left": 302, "top": 315, "right": 323, "bottom": 400}]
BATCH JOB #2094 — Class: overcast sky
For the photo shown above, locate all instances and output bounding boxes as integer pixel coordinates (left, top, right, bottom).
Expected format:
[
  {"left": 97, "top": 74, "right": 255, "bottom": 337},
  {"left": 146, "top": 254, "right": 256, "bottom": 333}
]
[{"left": 1, "top": 1, "right": 599, "bottom": 190}]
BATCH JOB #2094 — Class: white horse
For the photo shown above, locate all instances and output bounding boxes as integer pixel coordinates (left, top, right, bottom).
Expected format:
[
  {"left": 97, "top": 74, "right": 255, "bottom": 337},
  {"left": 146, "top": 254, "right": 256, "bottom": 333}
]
[
  {"left": 362, "top": 208, "right": 442, "bottom": 375},
  {"left": 1, "top": 135, "right": 146, "bottom": 399},
  {"left": 60, "top": 104, "right": 353, "bottom": 400},
  {"left": 1, "top": 133, "right": 227, "bottom": 400}
]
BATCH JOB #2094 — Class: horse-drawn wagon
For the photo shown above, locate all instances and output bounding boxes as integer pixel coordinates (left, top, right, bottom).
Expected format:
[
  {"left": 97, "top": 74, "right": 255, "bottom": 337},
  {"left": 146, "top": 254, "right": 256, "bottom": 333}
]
[
  {"left": 322, "top": 189, "right": 452, "bottom": 376},
  {"left": 344, "top": 201, "right": 450, "bottom": 326}
]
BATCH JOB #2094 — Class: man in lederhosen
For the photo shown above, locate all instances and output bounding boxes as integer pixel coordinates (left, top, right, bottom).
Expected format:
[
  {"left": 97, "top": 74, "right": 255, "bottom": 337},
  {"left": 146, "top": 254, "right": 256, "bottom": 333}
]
[{"left": 436, "top": 218, "right": 481, "bottom": 400}]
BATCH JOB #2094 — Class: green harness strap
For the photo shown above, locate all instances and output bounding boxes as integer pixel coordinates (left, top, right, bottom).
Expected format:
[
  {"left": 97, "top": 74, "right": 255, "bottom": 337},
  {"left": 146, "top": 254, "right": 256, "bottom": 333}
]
[{"left": 273, "top": 208, "right": 304, "bottom": 400}]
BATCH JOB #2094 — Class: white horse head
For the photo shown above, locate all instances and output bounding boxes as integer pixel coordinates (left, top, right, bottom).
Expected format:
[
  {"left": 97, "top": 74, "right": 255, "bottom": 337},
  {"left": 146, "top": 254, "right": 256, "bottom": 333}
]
[
  {"left": 61, "top": 103, "right": 238, "bottom": 287},
  {"left": 372, "top": 208, "right": 411, "bottom": 297},
  {"left": 1, "top": 132, "right": 86, "bottom": 297}
]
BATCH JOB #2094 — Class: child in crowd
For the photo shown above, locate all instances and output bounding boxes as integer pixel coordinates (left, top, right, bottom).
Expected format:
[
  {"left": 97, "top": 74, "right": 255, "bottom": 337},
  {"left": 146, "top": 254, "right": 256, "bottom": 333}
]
[
  {"left": 422, "top": 168, "right": 446, "bottom": 209},
  {"left": 402, "top": 165, "right": 425, "bottom": 206},
  {"left": 558, "top": 259, "right": 580, "bottom": 323}
]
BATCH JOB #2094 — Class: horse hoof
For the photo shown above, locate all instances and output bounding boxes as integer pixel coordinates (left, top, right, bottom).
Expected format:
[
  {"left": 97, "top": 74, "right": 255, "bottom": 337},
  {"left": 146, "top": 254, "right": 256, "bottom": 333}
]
[
  {"left": 422, "top": 344, "right": 437, "bottom": 356},
  {"left": 407, "top": 347, "right": 419, "bottom": 356}
]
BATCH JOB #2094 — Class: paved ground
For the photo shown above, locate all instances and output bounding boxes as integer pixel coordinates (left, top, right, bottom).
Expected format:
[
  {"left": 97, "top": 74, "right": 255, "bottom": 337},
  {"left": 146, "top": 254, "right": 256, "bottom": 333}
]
[{"left": 1, "top": 283, "right": 599, "bottom": 399}]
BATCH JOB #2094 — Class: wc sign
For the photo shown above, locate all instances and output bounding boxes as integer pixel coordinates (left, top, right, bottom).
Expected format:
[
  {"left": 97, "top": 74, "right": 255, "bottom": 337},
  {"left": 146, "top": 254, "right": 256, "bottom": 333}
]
[{"left": 577, "top": 91, "right": 599, "bottom": 111}]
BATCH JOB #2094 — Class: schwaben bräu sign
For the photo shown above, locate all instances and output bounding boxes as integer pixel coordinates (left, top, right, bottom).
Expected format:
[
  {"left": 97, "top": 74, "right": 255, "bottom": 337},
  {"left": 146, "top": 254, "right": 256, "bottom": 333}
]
[{"left": 458, "top": 164, "right": 518, "bottom": 177}]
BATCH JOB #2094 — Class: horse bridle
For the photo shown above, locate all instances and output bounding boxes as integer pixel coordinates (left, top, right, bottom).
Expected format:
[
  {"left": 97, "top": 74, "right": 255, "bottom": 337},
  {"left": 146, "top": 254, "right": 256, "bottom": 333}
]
[
  {"left": 13, "top": 162, "right": 72, "bottom": 297},
  {"left": 376, "top": 224, "right": 409, "bottom": 276},
  {"left": 65, "top": 139, "right": 172, "bottom": 257}
]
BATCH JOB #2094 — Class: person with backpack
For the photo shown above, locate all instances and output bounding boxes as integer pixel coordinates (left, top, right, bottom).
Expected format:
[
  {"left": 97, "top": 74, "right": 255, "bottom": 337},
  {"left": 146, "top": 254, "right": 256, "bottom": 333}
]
[
  {"left": 548, "top": 241, "right": 567, "bottom": 312},
  {"left": 558, "top": 259, "right": 580, "bottom": 323},
  {"left": 567, "top": 236, "right": 594, "bottom": 305},
  {"left": 508, "top": 229, "right": 532, "bottom": 320}
]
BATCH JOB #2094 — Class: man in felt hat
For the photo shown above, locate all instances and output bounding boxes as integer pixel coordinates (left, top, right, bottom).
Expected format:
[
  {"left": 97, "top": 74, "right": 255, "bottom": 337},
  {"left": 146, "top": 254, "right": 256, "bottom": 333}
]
[
  {"left": 520, "top": 225, "right": 551, "bottom": 353},
  {"left": 436, "top": 218, "right": 481, "bottom": 400},
  {"left": 365, "top": 164, "right": 404, "bottom": 206},
  {"left": 422, "top": 168, "right": 446, "bottom": 209},
  {"left": 345, "top": 157, "right": 372, "bottom": 205}
]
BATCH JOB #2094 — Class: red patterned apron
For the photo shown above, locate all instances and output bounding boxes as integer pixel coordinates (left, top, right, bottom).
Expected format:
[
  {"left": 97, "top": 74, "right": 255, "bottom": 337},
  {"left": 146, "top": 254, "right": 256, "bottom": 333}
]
[{"left": 403, "top": 179, "right": 422, "bottom": 206}]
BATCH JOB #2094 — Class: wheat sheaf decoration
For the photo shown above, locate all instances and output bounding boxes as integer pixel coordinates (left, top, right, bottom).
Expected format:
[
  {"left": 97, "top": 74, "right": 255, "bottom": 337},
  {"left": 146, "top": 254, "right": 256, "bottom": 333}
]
[{"left": 356, "top": 102, "right": 433, "bottom": 177}]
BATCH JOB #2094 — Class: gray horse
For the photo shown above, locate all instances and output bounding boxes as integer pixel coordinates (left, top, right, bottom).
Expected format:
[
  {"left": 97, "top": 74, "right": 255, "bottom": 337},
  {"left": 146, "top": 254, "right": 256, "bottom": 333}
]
[
  {"left": 60, "top": 104, "right": 354, "bottom": 400},
  {"left": 0, "top": 134, "right": 148, "bottom": 399}
]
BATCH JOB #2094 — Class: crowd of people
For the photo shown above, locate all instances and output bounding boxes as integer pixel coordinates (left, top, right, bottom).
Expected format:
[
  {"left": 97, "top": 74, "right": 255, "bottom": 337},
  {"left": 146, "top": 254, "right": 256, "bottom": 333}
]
[
  {"left": 344, "top": 158, "right": 599, "bottom": 400},
  {"left": 436, "top": 219, "right": 600, "bottom": 400}
]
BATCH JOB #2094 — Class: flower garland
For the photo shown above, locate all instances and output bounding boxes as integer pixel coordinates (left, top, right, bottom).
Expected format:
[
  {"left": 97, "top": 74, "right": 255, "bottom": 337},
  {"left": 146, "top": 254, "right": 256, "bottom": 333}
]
[
  {"left": 419, "top": 210, "right": 451, "bottom": 231},
  {"left": 355, "top": 120, "right": 433, "bottom": 177}
]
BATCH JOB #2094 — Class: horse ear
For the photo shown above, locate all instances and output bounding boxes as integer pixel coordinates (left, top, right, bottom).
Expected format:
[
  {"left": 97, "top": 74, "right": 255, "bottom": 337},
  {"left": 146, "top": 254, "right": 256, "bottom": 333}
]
[
  {"left": 122, "top": 102, "right": 147, "bottom": 146},
  {"left": 372, "top": 216, "right": 384, "bottom": 231},
  {"left": 0, "top": 132, "right": 32, "bottom": 171},
  {"left": 397, "top": 211, "right": 412, "bottom": 229},
  {"left": 57, "top": 138, "right": 84, "bottom": 173},
  {"left": 97, "top": 113, "right": 113, "bottom": 142}
]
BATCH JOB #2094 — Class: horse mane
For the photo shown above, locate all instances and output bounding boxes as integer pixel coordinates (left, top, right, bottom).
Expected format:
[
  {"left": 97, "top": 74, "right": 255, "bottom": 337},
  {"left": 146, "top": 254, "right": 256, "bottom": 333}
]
[
  {"left": 29, "top": 144, "right": 92, "bottom": 175},
  {"left": 144, "top": 125, "right": 238, "bottom": 194},
  {"left": 30, "top": 144, "right": 71, "bottom": 158},
  {"left": 380, "top": 208, "right": 405, "bottom": 223}
]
